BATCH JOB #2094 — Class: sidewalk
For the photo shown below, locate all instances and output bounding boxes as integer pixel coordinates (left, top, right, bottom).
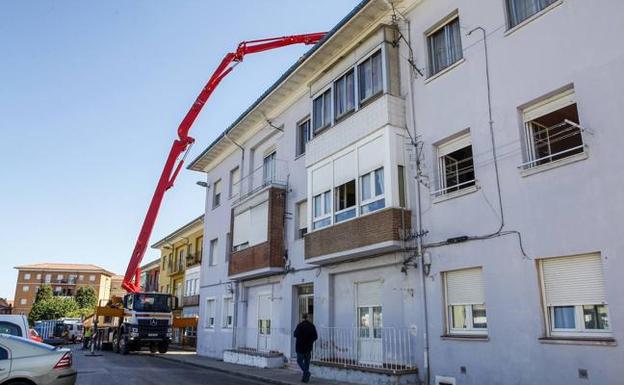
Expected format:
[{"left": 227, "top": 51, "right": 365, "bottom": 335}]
[{"left": 149, "top": 350, "right": 357, "bottom": 385}]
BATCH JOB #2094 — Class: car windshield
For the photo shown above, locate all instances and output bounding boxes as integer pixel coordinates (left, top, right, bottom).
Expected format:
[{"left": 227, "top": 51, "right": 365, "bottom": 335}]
[{"left": 133, "top": 294, "right": 172, "bottom": 312}]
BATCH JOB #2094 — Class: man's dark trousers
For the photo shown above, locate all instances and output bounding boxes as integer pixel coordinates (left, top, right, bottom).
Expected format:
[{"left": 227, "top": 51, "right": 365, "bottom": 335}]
[{"left": 296, "top": 352, "right": 311, "bottom": 378}]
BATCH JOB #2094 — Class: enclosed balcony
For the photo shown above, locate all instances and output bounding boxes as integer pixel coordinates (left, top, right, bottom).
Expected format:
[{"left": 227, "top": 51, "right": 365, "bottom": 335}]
[{"left": 228, "top": 187, "right": 286, "bottom": 280}]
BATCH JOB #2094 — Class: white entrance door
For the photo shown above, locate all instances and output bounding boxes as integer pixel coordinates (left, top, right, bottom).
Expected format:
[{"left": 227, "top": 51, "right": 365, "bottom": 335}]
[
  {"left": 257, "top": 293, "right": 272, "bottom": 352},
  {"left": 356, "top": 281, "right": 383, "bottom": 365}
]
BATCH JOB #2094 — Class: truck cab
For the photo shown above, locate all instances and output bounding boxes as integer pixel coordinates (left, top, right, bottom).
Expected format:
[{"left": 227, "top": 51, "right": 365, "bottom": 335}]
[{"left": 112, "top": 292, "right": 175, "bottom": 354}]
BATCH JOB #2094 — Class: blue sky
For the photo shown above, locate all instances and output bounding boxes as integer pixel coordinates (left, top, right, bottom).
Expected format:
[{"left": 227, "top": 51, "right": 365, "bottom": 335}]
[{"left": 0, "top": 1, "right": 360, "bottom": 300}]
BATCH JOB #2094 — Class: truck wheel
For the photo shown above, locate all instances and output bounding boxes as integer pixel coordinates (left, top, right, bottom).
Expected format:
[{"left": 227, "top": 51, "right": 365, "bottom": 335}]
[
  {"left": 119, "top": 335, "right": 130, "bottom": 355},
  {"left": 112, "top": 334, "right": 120, "bottom": 353},
  {"left": 158, "top": 342, "right": 169, "bottom": 354},
  {"left": 150, "top": 344, "right": 158, "bottom": 354}
]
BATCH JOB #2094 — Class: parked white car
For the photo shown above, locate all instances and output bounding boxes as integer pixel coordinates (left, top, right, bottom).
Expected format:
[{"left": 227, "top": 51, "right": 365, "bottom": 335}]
[
  {"left": 0, "top": 334, "right": 76, "bottom": 385},
  {"left": 0, "top": 315, "right": 29, "bottom": 339}
]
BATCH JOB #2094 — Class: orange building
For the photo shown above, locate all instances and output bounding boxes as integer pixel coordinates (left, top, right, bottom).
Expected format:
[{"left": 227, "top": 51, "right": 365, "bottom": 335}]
[{"left": 12, "top": 263, "right": 115, "bottom": 315}]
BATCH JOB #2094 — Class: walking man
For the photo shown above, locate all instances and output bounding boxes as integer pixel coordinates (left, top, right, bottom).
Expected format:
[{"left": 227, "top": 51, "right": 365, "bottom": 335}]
[{"left": 293, "top": 314, "right": 317, "bottom": 383}]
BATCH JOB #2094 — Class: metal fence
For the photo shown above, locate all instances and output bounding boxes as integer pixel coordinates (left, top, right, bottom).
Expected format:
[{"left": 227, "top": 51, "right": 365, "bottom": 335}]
[
  {"left": 313, "top": 327, "right": 417, "bottom": 372},
  {"left": 230, "top": 159, "right": 289, "bottom": 203}
]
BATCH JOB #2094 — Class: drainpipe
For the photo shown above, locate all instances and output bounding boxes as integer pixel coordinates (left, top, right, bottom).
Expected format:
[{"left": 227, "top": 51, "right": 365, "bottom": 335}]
[
  {"left": 231, "top": 280, "right": 239, "bottom": 349},
  {"left": 403, "top": 16, "right": 431, "bottom": 385}
]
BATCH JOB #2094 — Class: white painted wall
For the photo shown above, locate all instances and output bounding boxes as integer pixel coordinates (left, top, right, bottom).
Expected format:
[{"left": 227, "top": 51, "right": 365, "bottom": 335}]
[{"left": 194, "top": 1, "right": 624, "bottom": 384}]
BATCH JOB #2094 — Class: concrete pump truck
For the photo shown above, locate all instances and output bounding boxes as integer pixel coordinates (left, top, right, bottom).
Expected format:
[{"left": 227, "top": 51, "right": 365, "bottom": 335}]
[{"left": 94, "top": 32, "right": 326, "bottom": 354}]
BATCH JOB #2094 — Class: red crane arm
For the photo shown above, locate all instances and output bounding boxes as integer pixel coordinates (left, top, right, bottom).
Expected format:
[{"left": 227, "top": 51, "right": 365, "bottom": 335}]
[{"left": 122, "top": 32, "right": 326, "bottom": 293}]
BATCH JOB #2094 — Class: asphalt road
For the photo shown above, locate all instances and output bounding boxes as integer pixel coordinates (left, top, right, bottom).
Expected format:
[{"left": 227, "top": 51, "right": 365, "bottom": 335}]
[{"left": 72, "top": 346, "right": 269, "bottom": 385}]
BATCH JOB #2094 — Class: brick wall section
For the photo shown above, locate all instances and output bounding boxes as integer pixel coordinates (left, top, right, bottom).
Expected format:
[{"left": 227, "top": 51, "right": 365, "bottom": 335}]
[
  {"left": 228, "top": 187, "right": 286, "bottom": 277},
  {"left": 304, "top": 208, "right": 411, "bottom": 259}
]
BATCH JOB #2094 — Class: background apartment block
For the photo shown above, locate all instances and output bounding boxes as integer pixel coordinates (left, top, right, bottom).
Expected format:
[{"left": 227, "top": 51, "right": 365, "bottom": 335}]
[
  {"left": 0, "top": 299, "right": 12, "bottom": 315},
  {"left": 139, "top": 258, "right": 160, "bottom": 292},
  {"left": 12, "top": 263, "right": 115, "bottom": 315},
  {"left": 187, "top": 0, "right": 624, "bottom": 384},
  {"left": 151, "top": 214, "right": 204, "bottom": 317}
]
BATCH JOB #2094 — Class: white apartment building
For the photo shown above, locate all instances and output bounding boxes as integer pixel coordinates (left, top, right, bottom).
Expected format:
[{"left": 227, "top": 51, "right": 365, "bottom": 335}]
[{"left": 189, "top": 1, "right": 624, "bottom": 384}]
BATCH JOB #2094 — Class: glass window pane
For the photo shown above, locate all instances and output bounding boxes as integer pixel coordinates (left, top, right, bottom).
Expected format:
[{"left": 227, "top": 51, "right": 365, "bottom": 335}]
[
  {"left": 451, "top": 305, "right": 467, "bottom": 329},
  {"left": 372, "top": 51, "right": 383, "bottom": 94},
  {"left": 359, "top": 307, "right": 370, "bottom": 338},
  {"left": 361, "top": 173, "right": 371, "bottom": 201},
  {"left": 583, "top": 305, "right": 609, "bottom": 330},
  {"left": 374, "top": 168, "right": 384, "bottom": 196},
  {"left": 346, "top": 71, "right": 355, "bottom": 110},
  {"left": 361, "top": 199, "right": 385, "bottom": 215},
  {"left": 323, "top": 90, "right": 331, "bottom": 126},
  {"left": 313, "top": 195, "right": 322, "bottom": 218},
  {"left": 398, "top": 165, "right": 406, "bottom": 207},
  {"left": 373, "top": 306, "right": 383, "bottom": 338},
  {"left": 313, "top": 96, "right": 323, "bottom": 130},
  {"left": 553, "top": 306, "right": 576, "bottom": 329},
  {"left": 472, "top": 304, "right": 487, "bottom": 329},
  {"left": 323, "top": 191, "right": 331, "bottom": 215}
]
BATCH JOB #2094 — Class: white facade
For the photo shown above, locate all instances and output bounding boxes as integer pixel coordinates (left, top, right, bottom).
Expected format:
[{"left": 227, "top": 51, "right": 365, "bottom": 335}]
[{"left": 190, "top": 0, "right": 624, "bottom": 384}]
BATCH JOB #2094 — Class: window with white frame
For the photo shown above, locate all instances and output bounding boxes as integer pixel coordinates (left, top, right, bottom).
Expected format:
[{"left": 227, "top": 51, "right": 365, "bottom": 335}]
[
  {"left": 312, "top": 89, "right": 331, "bottom": 133},
  {"left": 334, "top": 69, "right": 355, "bottom": 118},
  {"left": 296, "top": 200, "right": 308, "bottom": 238},
  {"left": 45, "top": 274, "right": 51, "bottom": 283},
  {"left": 335, "top": 180, "right": 356, "bottom": 222},
  {"left": 358, "top": 49, "right": 383, "bottom": 102},
  {"left": 296, "top": 118, "right": 311, "bottom": 157},
  {"left": 444, "top": 267, "right": 487, "bottom": 335},
  {"left": 360, "top": 168, "right": 385, "bottom": 214},
  {"left": 229, "top": 166, "right": 240, "bottom": 199},
  {"left": 427, "top": 15, "right": 463, "bottom": 76},
  {"left": 506, "top": 0, "right": 558, "bottom": 28},
  {"left": 521, "top": 88, "right": 584, "bottom": 169},
  {"left": 20, "top": 299, "right": 27, "bottom": 305},
  {"left": 539, "top": 253, "right": 611, "bottom": 338},
  {"left": 435, "top": 133, "right": 475, "bottom": 195},
  {"left": 89, "top": 274, "right": 96, "bottom": 282},
  {"left": 222, "top": 297, "right": 234, "bottom": 328},
  {"left": 57, "top": 274, "right": 64, "bottom": 281},
  {"left": 78, "top": 274, "right": 83, "bottom": 281},
  {"left": 208, "top": 238, "right": 218, "bottom": 266},
  {"left": 212, "top": 179, "right": 222, "bottom": 208},
  {"left": 22, "top": 285, "right": 29, "bottom": 292},
  {"left": 36, "top": 273, "right": 41, "bottom": 280},
  {"left": 205, "top": 299, "right": 215, "bottom": 329},
  {"left": 24, "top": 273, "right": 31, "bottom": 280},
  {"left": 312, "top": 191, "right": 331, "bottom": 229}
]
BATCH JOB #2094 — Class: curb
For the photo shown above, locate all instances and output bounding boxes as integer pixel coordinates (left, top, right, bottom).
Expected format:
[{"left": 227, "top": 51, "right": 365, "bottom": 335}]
[{"left": 149, "top": 353, "right": 298, "bottom": 385}]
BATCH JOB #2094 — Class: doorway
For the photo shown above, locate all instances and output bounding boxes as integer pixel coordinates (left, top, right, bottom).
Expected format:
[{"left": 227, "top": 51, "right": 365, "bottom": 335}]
[{"left": 257, "top": 293, "right": 272, "bottom": 351}]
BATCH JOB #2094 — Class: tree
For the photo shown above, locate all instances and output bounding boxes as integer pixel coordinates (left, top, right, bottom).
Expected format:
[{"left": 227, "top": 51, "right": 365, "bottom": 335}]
[
  {"left": 34, "top": 285, "right": 53, "bottom": 303},
  {"left": 29, "top": 296, "right": 79, "bottom": 324},
  {"left": 74, "top": 286, "right": 97, "bottom": 309}
]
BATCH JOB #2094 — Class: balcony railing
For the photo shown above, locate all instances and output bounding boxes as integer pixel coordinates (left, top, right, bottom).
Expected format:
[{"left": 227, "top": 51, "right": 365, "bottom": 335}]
[
  {"left": 186, "top": 253, "right": 202, "bottom": 267},
  {"left": 313, "top": 327, "right": 417, "bottom": 372},
  {"left": 233, "top": 327, "right": 290, "bottom": 355},
  {"left": 182, "top": 295, "right": 200, "bottom": 307},
  {"left": 230, "top": 159, "right": 289, "bottom": 204}
]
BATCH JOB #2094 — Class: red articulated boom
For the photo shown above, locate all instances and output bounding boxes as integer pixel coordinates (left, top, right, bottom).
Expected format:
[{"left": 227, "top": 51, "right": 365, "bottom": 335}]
[{"left": 122, "top": 32, "right": 326, "bottom": 293}]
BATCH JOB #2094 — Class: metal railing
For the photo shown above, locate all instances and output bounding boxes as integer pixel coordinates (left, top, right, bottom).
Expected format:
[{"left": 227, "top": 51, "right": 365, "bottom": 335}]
[
  {"left": 313, "top": 327, "right": 417, "bottom": 372},
  {"left": 519, "top": 119, "right": 587, "bottom": 170},
  {"left": 233, "top": 327, "right": 290, "bottom": 355},
  {"left": 230, "top": 159, "right": 289, "bottom": 203}
]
